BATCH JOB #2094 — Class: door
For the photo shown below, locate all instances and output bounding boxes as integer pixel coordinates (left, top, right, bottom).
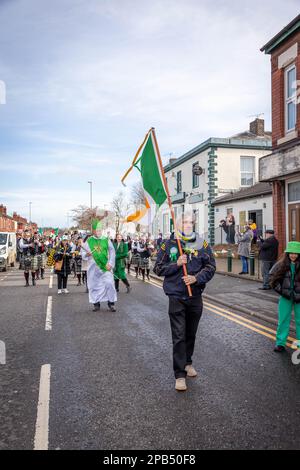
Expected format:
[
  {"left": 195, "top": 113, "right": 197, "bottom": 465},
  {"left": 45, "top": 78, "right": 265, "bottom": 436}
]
[
  {"left": 289, "top": 204, "right": 300, "bottom": 241},
  {"left": 248, "top": 210, "right": 263, "bottom": 236}
]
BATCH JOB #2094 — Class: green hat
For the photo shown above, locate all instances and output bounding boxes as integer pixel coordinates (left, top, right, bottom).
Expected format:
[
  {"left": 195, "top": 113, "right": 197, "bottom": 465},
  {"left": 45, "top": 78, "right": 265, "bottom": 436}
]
[
  {"left": 92, "top": 219, "right": 102, "bottom": 231},
  {"left": 285, "top": 241, "right": 300, "bottom": 254}
]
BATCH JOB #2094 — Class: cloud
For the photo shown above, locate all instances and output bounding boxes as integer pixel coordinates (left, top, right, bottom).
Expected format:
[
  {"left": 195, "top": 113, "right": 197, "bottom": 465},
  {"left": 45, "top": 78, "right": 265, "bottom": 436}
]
[{"left": 1, "top": 0, "right": 300, "bottom": 225}]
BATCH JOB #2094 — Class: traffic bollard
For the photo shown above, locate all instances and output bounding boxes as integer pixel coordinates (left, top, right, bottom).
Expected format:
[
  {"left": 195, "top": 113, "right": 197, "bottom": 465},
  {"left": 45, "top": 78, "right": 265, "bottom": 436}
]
[
  {"left": 227, "top": 249, "right": 232, "bottom": 273},
  {"left": 249, "top": 251, "right": 255, "bottom": 276}
]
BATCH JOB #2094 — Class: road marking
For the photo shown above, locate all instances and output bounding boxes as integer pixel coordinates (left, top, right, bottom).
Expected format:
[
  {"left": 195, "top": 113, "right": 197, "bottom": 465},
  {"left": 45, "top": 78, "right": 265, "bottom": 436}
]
[
  {"left": 204, "top": 304, "right": 295, "bottom": 348},
  {"left": 204, "top": 301, "right": 296, "bottom": 344},
  {"left": 49, "top": 276, "right": 53, "bottom": 289},
  {"left": 34, "top": 364, "right": 51, "bottom": 451},
  {"left": 45, "top": 296, "right": 52, "bottom": 331},
  {"left": 146, "top": 277, "right": 296, "bottom": 349}
]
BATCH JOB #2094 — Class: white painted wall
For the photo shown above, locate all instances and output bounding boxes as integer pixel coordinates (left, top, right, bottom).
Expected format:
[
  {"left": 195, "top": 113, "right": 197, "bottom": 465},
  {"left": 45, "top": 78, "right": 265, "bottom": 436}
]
[{"left": 154, "top": 144, "right": 271, "bottom": 240}]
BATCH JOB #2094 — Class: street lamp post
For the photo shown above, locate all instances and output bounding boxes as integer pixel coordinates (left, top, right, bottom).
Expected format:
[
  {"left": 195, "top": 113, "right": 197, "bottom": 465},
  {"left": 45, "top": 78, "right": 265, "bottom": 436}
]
[
  {"left": 88, "top": 181, "right": 93, "bottom": 232},
  {"left": 88, "top": 181, "right": 93, "bottom": 210},
  {"left": 29, "top": 201, "right": 32, "bottom": 224}
]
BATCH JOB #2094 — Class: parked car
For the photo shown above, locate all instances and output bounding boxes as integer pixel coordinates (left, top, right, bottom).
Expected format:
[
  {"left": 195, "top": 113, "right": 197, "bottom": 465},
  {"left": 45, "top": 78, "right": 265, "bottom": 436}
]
[{"left": 0, "top": 232, "right": 16, "bottom": 271}]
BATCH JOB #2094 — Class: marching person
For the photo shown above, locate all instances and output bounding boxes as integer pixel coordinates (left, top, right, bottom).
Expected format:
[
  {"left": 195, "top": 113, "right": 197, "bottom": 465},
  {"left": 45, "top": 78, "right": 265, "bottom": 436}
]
[
  {"left": 31, "top": 232, "right": 41, "bottom": 284},
  {"left": 81, "top": 219, "right": 117, "bottom": 312},
  {"left": 270, "top": 241, "right": 300, "bottom": 352},
  {"left": 131, "top": 236, "right": 141, "bottom": 278},
  {"left": 19, "top": 229, "right": 35, "bottom": 286},
  {"left": 54, "top": 235, "right": 72, "bottom": 294},
  {"left": 139, "top": 237, "right": 153, "bottom": 281},
  {"left": 35, "top": 235, "right": 47, "bottom": 280},
  {"left": 154, "top": 211, "right": 216, "bottom": 392},
  {"left": 258, "top": 229, "right": 279, "bottom": 290},
  {"left": 81, "top": 234, "right": 90, "bottom": 293},
  {"left": 73, "top": 238, "right": 83, "bottom": 286},
  {"left": 126, "top": 236, "right": 132, "bottom": 275},
  {"left": 113, "top": 233, "right": 131, "bottom": 293}
]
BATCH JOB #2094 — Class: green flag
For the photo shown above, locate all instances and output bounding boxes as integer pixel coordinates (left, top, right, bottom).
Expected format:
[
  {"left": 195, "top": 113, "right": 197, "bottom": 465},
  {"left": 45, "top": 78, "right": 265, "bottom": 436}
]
[
  {"left": 121, "top": 129, "right": 167, "bottom": 223},
  {"left": 139, "top": 131, "right": 167, "bottom": 207}
]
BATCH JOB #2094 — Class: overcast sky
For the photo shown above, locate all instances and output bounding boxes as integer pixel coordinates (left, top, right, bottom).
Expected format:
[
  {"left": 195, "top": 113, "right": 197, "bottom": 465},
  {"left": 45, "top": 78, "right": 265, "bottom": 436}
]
[{"left": 0, "top": 0, "right": 299, "bottom": 227}]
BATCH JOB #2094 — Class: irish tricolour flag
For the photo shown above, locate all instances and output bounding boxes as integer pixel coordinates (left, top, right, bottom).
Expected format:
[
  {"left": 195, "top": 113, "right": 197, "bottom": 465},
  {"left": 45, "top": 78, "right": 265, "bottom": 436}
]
[{"left": 121, "top": 128, "right": 167, "bottom": 223}]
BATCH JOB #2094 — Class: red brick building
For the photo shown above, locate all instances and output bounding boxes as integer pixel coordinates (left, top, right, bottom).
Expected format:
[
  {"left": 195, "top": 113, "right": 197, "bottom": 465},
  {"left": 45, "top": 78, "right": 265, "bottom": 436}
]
[
  {"left": 260, "top": 14, "right": 300, "bottom": 254},
  {"left": 0, "top": 205, "right": 16, "bottom": 232},
  {"left": 0, "top": 204, "right": 38, "bottom": 232}
]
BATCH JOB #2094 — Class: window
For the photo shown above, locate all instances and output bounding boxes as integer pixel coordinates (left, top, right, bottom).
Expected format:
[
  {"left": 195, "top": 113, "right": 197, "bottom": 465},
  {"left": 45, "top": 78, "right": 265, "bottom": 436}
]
[
  {"left": 177, "top": 171, "right": 182, "bottom": 193},
  {"left": 0, "top": 234, "right": 7, "bottom": 245},
  {"left": 240, "top": 156, "right": 255, "bottom": 186},
  {"left": 288, "top": 181, "right": 300, "bottom": 202},
  {"left": 285, "top": 64, "right": 297, "bottom": 133},
  {"left": 226, "top": 208, "right": 233, "bottom": 216},
  {"left": 192, "top": 162, "right": 199, "bottom": 188}
]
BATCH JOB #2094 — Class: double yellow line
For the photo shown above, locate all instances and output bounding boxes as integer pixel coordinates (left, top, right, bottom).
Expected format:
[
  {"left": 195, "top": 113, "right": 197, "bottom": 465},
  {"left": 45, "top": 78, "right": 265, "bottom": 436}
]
[{"left": 143, "top": 276, "right": 297, "bottom": 349}]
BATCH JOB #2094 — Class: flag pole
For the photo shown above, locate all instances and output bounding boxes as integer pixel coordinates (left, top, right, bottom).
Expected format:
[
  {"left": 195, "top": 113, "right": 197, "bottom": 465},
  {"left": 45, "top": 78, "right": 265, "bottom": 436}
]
[
  {"left": 151, "top": 127, "right": 192, "bottom": 297},
  {"left": 121, "top": 128, "right": 152, "bottom": 186}
]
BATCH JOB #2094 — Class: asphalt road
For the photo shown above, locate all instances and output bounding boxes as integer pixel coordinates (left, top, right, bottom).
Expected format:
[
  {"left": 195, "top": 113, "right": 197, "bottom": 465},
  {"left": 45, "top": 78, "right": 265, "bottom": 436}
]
[{"left": 1, "top": 268, "right": 300, "bottom": 450}]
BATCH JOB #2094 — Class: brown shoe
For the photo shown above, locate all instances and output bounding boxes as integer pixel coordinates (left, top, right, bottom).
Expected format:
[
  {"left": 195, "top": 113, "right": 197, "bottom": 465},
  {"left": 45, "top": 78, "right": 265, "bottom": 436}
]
[
  {"left": 175, "top": 378, "right": 187, "bottom": 391},
  {"left": 185, "top": 365, "right": 197, "bottom": 377}
]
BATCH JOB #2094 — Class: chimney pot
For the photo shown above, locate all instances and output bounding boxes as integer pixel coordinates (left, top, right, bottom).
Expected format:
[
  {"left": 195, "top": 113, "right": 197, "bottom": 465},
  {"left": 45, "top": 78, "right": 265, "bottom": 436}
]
[{"left": 250, "top": 118, "right": 265, "bottom": 136}]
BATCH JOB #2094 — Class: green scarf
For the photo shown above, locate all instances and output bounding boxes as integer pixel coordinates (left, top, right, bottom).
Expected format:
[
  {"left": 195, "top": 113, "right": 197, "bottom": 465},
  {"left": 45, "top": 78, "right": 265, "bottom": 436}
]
[{"left": 87, "top": 236, "right": 109, "bottom": 271}]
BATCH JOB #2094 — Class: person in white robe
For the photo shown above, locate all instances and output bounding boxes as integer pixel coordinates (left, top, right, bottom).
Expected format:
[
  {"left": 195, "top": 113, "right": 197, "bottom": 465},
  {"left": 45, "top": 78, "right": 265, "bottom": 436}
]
[{"left": 81, "top": 221, "right": 117, "bottom": 312}]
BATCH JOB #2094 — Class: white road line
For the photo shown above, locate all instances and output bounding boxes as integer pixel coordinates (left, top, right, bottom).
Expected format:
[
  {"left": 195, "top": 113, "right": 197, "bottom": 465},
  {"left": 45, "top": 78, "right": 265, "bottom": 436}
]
[
  {"left": 34, "top": 364, "right": 51, "bottom": 451},
  {"left": 49, "top": 276, "right": 53, "bottom": 289},
  {"left": 45, "top": 296, "right": 52, "bottom": 331}
]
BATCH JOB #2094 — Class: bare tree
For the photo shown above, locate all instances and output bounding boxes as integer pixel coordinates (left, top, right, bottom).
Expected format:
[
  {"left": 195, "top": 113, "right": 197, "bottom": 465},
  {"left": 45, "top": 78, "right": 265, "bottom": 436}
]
[
  {"left": 71, "top": 205, "right": 113, "bottom": 230},
  {"left": 111, "top": 191, "right": 130, "bottom": 234},
  {"left": 71, "top": 205, "right": 97, "bottom": 229},
  {"left": 130, "top": 182, "right": 145, "bottom": 210}
]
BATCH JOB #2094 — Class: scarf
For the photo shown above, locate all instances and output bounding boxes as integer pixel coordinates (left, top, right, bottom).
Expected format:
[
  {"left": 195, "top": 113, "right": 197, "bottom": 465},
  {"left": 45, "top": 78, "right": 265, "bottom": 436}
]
[
  {"left": 176, "top": 230, "right": 196, "bottom": 242},
  {"left": 87, "top": 236, "right": 109, "bottom": 272}
]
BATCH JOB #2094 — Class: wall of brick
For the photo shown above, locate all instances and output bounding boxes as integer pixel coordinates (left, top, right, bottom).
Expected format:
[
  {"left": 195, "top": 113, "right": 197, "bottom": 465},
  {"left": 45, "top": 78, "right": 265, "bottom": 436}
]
[
  {"left": 272, "top": 180, "right": 286, "bottom": 254},
  {"left": 269, "top": 30, "right": 300, "bottom": 149},
  {"left": 0, "top": 216, "right": 16, "bottom": 232}
]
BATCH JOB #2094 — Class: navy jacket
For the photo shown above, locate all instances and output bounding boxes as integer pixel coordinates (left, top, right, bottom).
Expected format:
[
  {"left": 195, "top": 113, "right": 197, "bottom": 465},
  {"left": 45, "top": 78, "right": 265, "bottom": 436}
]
[
  {"left": 153, "top": 233, "right": 216, "bottom": 299},
  {"left": 258, "top": 236, "right": 279, "bottom": 262}
]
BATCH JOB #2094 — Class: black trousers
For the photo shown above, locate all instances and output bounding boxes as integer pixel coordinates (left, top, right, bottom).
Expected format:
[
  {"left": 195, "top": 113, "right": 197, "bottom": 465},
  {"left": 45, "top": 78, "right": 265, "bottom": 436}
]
[
  {"left": 168, "top": 295, "right": 203, "bottom": 378},
  {"left": 57, "top": 274, "right": 68, "bottom": 290},
  {"left": 115, "top": 278, "right": 130, "bottom": 290}
]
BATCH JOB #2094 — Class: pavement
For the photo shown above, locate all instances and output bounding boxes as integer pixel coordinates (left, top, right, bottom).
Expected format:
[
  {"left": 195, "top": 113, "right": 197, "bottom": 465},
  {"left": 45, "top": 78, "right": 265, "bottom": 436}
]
[
  {"left": 149, "top": 265, "right": 284, "bottom": 330},
  {"left": 1, "top": 267, "right": 300, "bottom": 450},
  {"left": 215, "top": 257, "right": 262, "bottom": 281}
]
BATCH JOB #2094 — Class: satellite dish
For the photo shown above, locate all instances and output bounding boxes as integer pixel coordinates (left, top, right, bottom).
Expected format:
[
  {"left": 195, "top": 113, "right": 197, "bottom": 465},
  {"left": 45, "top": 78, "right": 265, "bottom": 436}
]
[{"left": 193, "top": 164, "right": 203, "bottom": 176}]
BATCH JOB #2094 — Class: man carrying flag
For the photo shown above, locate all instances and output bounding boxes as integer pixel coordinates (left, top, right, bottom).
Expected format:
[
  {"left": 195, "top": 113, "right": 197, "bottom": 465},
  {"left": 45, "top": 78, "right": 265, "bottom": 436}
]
[
  {"left": 122, "top": 128, "right": 216, "bottom": 392},
  {"left": 154, "top": 211, "right": 216, "bottom": 392},
  {"left": 81, "top": 219, "right": 117, "bottom": 312}
]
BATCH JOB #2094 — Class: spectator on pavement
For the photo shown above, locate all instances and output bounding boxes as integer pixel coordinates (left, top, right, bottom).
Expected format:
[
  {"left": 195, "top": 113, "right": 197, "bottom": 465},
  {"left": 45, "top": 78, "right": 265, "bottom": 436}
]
[
  {"left": 248, "top": 219, "right": 258, "bottom": 244},
  {"left": 258, "top": 230, "right": 279, "bottom": 290},
  {"left": 236, "top": 225, "right": 253, "bottom": 275},
  {"left": 219, "top": 214, "right": 235, "bottom": 244},
  {"left": 269, "top": 241, "right": 300, "bottom": 353}
]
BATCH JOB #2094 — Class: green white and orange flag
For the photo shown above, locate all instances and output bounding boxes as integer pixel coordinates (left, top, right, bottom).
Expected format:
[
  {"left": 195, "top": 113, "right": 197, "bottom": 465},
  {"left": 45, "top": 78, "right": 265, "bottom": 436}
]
[{"left": 121, "top": 128, "right": 167, "bottom": 223}]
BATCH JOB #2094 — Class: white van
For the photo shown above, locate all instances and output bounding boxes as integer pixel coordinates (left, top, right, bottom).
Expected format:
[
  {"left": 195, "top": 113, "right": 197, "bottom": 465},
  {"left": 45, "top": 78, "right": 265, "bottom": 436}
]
[{"left": 0, "top": 232, "right": 17, "bottom": 271}]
